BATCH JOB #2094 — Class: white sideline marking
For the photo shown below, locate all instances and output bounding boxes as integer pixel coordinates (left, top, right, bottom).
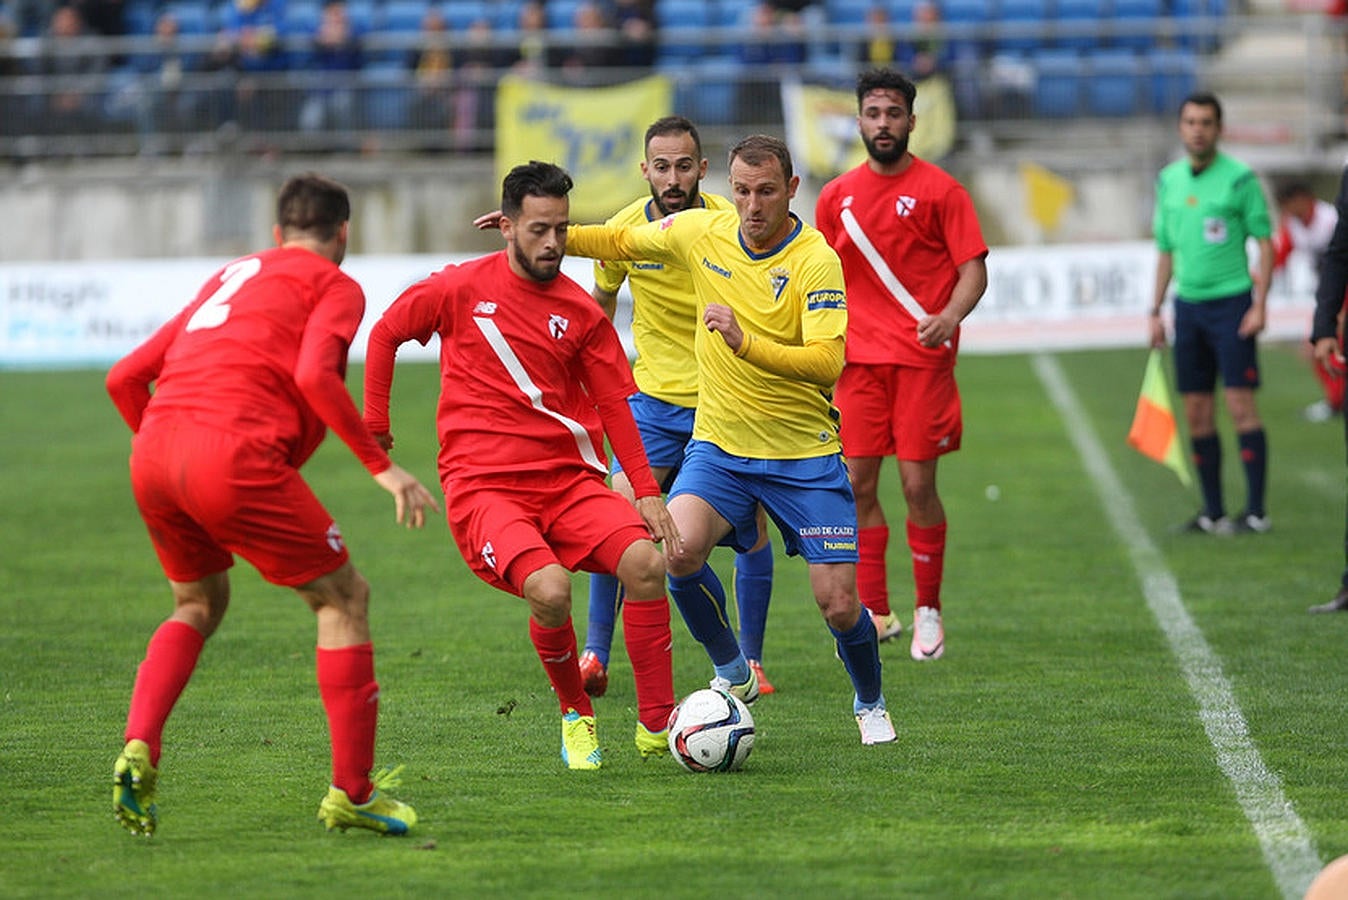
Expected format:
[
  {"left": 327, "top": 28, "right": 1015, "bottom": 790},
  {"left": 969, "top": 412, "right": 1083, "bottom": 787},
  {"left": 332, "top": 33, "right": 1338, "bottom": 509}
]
[{"left": 1032, "top": 354, "right": 1321, "bottom": 900}]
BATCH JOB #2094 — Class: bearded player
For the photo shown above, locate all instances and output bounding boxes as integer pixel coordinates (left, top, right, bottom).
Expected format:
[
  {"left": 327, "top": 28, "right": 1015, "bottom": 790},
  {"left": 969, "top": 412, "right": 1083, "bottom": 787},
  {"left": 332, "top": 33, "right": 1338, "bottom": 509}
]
[{"left": 816, "top": 68, "right": 989, "bottom": 662}]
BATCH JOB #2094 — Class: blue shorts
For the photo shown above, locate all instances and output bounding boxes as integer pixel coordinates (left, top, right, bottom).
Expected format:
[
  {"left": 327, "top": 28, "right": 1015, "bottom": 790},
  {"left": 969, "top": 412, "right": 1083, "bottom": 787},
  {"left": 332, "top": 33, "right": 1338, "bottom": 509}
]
[
  {"left": 1173, "top": 292, "right": 1260, "bottom": 393},
  {"left": 668, "top": 440, "right": 858, "bottom": 563},
  {"left": 611, "top": 393, "right": 695, "bottom": 484}
]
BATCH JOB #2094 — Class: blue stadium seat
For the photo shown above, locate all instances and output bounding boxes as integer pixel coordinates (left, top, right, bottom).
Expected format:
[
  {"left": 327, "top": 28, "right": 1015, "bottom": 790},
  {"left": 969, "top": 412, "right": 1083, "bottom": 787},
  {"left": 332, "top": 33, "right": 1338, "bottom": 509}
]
[
  {"left": 379, "top": 0, "right": 431, "bottom": 33},
  {"left": 360, "top": 60, "right": 412, "bottom": 129},
  {"left": 545, "top": 0, "right": 582, "bottom": 30},
  {"left": 689, "top": 56, "right": 741, "bottom": 126},
  {"left": 1031, "top": 49, "right": 1082, "bottom": 117},
  {"left": 345, "top": 0, "right": 376, "bottom": 34},
  {"left": 1147, "top": 47, "right": 1197, "bottom": 114},
  {"left": 123, "top": 0, "right": 159, "bottom": 35},
  {"left": 491, "top": 0, "right": 525, "bottom": 31},
  {"left": 940, "top": 0, "right": 995, "bottom": 60},
  {"left": 657, "top": 0, "right": 713, "bottom": 64},
  {"left": 1109, "top": 0, "right": 1161, "bottom": 51},
  {"left": 825, "top": 0, "right": 878, "bottom": 25},
  {"left": 440, "top": 0, "right": 483, "bottom": 30},
  {"left": 1171, "top": 0, "right": 1225, "bottom": 52},
  {"left": 995, "top": 0, "right": 1051, "bottom": 54},
  {"left": 1087, "top": 48, "right": 1141, "bottom": 116},
  {"left": 1052, "top": 0, "right": 1103, "bottom": 51}
]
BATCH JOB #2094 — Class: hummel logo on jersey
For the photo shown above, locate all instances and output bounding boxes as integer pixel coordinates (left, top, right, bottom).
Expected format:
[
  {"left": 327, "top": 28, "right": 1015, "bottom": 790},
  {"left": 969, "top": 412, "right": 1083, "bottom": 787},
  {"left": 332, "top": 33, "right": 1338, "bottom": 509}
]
[
  {"left": 769, "top": 267, "right": 789, "bottom": 301},
  {"left": 481, "top": 541, "right": 497, "bottom": 570},
  {"left": 549, "top": 314, "right": 569, "bottom": 339},
  {"left": 474, "top": 301, "right": 497, "bottom": 315},
  {"left": 896, "top": 196, "right": 917, "bottom": 217}
]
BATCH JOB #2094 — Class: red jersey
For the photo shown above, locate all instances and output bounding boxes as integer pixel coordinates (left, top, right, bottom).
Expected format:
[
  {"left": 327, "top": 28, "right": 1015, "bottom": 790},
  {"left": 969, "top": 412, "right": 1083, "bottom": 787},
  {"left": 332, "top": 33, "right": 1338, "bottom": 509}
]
[
  {"left": 106, "top": 245, "right": 389, "bottom": 474},
  {"left": 363, "top": 252, "right": 658, "bottom": 497},
  {"left": 816, "top": 156, "right": 988, "bottom": 368}
]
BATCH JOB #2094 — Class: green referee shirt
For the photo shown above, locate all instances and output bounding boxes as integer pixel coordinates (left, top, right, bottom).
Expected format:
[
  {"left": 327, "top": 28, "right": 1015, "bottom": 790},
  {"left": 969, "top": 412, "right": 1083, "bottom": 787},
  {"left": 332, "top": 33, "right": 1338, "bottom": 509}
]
[{"left": 1152, "top": 152, "right": 1272, "bottom": 302}]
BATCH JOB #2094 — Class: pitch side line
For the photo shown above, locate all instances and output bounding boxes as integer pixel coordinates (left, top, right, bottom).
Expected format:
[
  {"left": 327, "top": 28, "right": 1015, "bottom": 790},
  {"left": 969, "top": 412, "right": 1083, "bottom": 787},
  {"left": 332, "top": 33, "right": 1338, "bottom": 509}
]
[{"left": 1031, "top": 353, "right": 1320, "bottom": 900}]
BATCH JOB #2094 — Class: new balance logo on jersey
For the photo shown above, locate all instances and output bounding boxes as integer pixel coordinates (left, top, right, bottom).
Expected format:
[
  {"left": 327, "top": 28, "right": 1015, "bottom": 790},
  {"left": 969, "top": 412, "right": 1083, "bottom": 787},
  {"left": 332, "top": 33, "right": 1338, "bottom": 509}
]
[
  {"left": 549, "top": 314, "right": 569, "bottom": 339},
  {"left": 326, "top": 522, "right": 345, "bottom": 553},
  {"left": 896, "top": 196, "right": 917, "bottom": 217},
  {"left": 474, "top": 301, "right": 498, "bottom": 315},
  {"left": 481, "top": 541, "right": 497, "bottom": 570}
]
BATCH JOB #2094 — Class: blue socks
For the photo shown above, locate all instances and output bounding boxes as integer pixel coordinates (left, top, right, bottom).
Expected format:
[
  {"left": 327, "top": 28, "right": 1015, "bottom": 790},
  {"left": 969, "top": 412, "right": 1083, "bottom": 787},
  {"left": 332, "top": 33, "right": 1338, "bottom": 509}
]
[
  {"left": 669, "top": 563, "right": 744, "bottom": 673},
  {"left": 583, "top": 573, "right": 623, "bottom": 666},
  {"left": 832, "top": 609, "right": 883, "bottom": 709},
  {"left": 733, "top": 540, "right": 773, "bottom": 662}
]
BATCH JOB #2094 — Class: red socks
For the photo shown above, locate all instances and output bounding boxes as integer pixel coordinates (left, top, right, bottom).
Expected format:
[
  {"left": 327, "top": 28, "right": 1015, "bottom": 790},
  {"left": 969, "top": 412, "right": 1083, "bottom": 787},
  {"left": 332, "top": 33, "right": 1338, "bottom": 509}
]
[
  {"left": 530, "top": 617, "right": 593, "bottom": 718},
  {"left": 621, "top": 598, "right": 675, "bottom": 732},
  {"left": 856, "top": 524, "right": 891, "bottom": 616},
  {"left": 124, "top": 619, "right": 205, "bottom": 766},
  {"left": 316, "top": 643, "right": 378, "bottom": 804},
  {"left": 907, "top": 519, "right": 947, "bottom": 610}
]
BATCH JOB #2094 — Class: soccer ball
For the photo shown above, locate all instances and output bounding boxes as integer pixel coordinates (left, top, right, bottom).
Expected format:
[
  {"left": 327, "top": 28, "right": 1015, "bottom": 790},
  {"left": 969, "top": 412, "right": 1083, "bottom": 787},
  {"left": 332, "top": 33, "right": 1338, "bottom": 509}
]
[{"left": 667, "top": 688, "right": 755, "bottom": 772}]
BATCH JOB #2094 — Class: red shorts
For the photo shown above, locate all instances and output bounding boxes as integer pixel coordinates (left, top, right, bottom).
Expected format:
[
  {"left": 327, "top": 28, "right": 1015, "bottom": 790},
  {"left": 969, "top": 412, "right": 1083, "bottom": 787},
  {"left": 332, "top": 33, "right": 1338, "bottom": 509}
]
[
  {"left": 445, "top": 469, "right": 652, "bottom": 597},
  {"left": 837, "top": 362, "right": 962, "bottom": 461},
  {"left": 130, "top": 422, "right": 348, "bottom": 587}
]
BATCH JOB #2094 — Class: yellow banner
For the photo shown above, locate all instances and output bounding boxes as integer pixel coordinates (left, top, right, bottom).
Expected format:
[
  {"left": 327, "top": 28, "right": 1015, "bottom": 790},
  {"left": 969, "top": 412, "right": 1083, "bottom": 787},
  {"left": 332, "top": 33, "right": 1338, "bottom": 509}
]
[
  {"left": 781, "top": 74, "right": 957, "bottom": 183},
  {"left": 495, "top": 74, "right": 673, "bottom": 223}
]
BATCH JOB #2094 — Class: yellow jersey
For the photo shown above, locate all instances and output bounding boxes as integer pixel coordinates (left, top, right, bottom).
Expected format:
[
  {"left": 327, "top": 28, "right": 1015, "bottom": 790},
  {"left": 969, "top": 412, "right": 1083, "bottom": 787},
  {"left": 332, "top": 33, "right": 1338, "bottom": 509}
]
[
  {"left": 569, "top": 208, "right": 847, "bottom": 460},
  {"left": 593, "top": 193, "right": 736, "bottom": 408}
]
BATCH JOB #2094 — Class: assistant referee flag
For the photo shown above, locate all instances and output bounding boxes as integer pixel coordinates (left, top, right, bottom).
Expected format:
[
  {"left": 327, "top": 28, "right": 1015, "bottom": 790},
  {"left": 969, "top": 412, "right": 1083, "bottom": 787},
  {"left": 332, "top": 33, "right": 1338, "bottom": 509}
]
[{"left": 1127, "top": 349, "right": 1192, "bottom": 487}]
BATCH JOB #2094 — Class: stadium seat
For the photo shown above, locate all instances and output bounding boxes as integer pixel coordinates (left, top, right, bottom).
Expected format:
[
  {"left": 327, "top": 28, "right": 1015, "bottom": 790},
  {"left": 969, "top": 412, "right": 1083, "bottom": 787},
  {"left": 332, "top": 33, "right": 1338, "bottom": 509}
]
[
  {"left": 1146, "top": 47, "right": 1197, "bottom": 114},
  {"left": 1052, "top": 0, "right": 1104, "bottom": 51},
  {"left": 657, "top": 0, "right": 713, "bottom": 64},
  {"left": 280, "top": 0, "right": 323, "bottom": 67},
  {"left": 1031, "top": 48, "right": 1082, "bottom": 118},
  {"left": 123, "top": 0, "right": 159, "bottom": 35},
  {"left": 545, "top": 0, "right": 582, "bottom": 30},
  {"left": 1086, "top": 49, "right": 1141, "bottom": 116},
  {"left": 344, "top": 0, "right": 376, "bottom": 34},
  {"left": 939, "top": 0, "right": 995, "bottom": 61},
  {"left": 378, "top": 0, "right": 431, "bottom": 34},
  {"left": 441, "top": 0, "right": 483, "bottom": 31},
  {"left": 360, "top": 60, "right": 411, "bottom": 129},
  {"left": 689, "top": 55, "right": 741, "bottom": 126},
  {"left": 1171, "top": 0, "right": 1225, "bottom": 52},
  {"left": 995, "top": 0, "right": 1051, "bottom": 54},
  {"left": 825, "top": 0, "right": 877, "bottom": 25},
  {"left": 1109, "top": 0, "right": 1162, "bottom": 51}
]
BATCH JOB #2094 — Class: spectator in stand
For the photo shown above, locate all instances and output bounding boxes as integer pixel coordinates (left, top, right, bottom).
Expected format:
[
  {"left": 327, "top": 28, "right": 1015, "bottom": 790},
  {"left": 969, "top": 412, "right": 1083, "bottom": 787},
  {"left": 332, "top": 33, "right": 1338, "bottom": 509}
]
[
  {"left": 218, "top": 0, "right": 287, "bottom": 132},
  {"left": 1266, "top": 181, "right": 1345, "bottom": 422},
  {"left": 509, "top": 0, "right": 550, "bottom": 77},
  {"left": 298, "top": 0, "right": 362, "bottom": 133},
  {"left": 409, "top": 7, "right": 453, "bottom": 131},
  {"left": 613, "top": 0, "right": 655, "bottom": 69},
  {"left": 117, "top": 10, "right": 207, "bottom": 150},
  {"left": 38, "top": 5, "right": 108, "bottom": 137},
  {"left": 452, "top": 17, "right": 502, "bottom": 152}
]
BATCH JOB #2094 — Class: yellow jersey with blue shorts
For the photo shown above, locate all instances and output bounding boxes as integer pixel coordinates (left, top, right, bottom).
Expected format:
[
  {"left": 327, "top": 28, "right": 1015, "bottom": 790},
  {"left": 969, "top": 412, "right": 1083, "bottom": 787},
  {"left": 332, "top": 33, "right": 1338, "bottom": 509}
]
[
  {"left": 569, "top": 208, "right": 854, "bottom": 562},
  {"left": 593, "top": 193, "right": 736, "bottom": 409}
]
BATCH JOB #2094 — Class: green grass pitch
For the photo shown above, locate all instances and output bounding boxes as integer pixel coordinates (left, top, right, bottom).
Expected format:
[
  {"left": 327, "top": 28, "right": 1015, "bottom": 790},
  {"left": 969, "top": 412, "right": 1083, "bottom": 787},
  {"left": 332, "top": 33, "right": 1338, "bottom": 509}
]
[{"left": 3, "top": 344, "right": 1346, "bottom": 898}]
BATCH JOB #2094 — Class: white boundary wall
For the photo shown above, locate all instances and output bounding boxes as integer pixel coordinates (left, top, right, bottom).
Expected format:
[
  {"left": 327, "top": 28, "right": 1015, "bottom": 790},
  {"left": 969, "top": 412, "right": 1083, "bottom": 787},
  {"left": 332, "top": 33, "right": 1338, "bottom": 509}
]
[{"left": 0, "top": 242, "right": 1319, "bottom": 368}]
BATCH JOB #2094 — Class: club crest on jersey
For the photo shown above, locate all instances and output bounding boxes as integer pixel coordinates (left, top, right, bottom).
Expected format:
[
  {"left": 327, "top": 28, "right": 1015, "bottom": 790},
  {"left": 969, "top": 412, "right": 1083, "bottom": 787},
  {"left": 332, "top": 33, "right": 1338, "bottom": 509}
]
[
  {"left": 474, "top": 301, "right": 498, "bottom": 315},
  {"left": 481, "top": 541, "right": 497, "bottom": 570},
  {"left": 769, "top": 267, "right": 790, "bottom": 301},
  {"left": 841, "top": 195, "right": 854, "bottom": 208},
  {"left": 549, "top": 314, "right": 569, "bottom": 339},
  {"left": 326, "top": 522, "right": 345, "bottom": 553},
  {"left": 896, "top": 196, "right": 917, "bottom": 217}
]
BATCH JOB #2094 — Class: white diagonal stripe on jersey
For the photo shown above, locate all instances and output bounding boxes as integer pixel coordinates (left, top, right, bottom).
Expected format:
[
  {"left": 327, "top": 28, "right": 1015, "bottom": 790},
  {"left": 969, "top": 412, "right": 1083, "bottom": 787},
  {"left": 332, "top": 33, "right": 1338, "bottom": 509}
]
[
  {"left": 839, "top": 206, "right": 951, "bottom": 349},
  {"left": 473, "top": 316, "right": 607, "bottom": 473}
]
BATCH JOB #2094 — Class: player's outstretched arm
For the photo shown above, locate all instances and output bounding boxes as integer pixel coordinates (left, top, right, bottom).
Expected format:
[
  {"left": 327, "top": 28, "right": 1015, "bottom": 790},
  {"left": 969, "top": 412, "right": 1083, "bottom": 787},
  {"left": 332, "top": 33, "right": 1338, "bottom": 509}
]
[{"left": 373, "top": 463, "right": 440, "bottom": 529}]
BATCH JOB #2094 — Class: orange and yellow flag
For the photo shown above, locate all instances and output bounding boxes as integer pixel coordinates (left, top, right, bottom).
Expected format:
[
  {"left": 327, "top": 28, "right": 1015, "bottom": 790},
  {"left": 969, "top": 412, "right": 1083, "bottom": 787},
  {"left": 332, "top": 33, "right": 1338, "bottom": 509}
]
[{"left": 1128, "top": 349, "right": 1192, "bottom": 487}]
